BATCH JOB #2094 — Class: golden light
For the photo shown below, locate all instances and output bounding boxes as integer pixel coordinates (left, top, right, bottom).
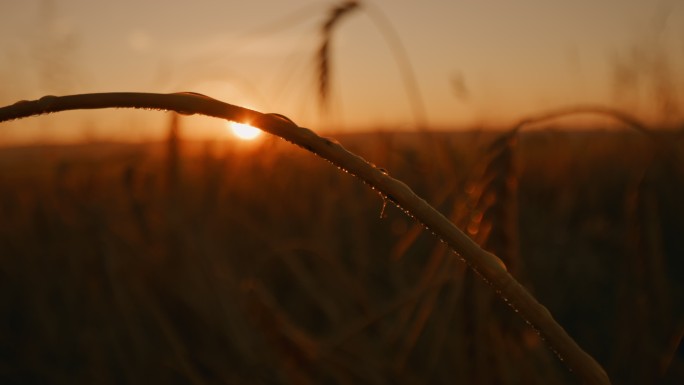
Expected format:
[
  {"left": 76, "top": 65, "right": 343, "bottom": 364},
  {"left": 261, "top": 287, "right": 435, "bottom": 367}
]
[{"left": 228, "top": 121, "right": 262, "bottom": 140}]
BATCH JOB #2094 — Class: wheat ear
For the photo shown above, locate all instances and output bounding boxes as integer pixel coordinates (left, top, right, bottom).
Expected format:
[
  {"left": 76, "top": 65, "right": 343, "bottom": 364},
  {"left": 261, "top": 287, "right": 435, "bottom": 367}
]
[
  {"left": 0, "top": 92, "right": 611, "bottom": 385},
  {"left": 317, "top": 1, "right": 359, "bottom": 109}
]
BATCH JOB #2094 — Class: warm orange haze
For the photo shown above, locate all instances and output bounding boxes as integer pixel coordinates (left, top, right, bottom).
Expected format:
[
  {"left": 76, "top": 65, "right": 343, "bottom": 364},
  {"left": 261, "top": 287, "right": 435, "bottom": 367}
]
[
  {"left": 0, "top": 0, "right": 682, "bottom": 144},
  {"left": 0, "top": 1, "right": 683, "bottom": 384}
]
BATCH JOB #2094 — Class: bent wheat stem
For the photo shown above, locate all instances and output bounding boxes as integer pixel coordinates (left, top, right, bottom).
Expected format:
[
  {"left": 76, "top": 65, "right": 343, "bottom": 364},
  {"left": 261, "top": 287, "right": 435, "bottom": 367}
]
[
  {"left": 511, "top": 104, "right": 654, "bottom": 136},
  {"left": 0, "top": 92, "right": 611, "bottom": 385}
]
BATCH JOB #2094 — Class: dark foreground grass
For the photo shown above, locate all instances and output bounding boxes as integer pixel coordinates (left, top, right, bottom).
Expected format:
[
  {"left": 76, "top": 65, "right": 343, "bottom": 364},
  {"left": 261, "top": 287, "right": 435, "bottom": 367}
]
[{"left": 0, "top": 127, "right": 682, "bottom": 384}]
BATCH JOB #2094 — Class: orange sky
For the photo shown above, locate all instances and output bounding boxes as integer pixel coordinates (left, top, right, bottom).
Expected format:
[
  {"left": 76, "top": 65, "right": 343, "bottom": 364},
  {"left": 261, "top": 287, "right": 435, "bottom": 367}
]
[{"left": 0, "top": 0, "right": 683, "bottom": 144}]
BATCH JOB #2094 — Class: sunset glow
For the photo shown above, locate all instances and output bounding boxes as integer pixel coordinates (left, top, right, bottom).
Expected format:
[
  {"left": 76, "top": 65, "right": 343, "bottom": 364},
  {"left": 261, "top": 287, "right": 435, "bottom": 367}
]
[
  {"left": 0, "top": 0, "right": 682, "bottom": 145},
  {"left": 228, "top": 121, "right": 262, "bottom": 140}
]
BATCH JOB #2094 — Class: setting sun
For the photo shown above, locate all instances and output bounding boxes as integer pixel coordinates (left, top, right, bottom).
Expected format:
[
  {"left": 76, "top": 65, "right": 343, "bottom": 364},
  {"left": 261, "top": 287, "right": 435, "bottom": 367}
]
[{"left": 228, "top": 121, "right": 262, "bottom": 140}]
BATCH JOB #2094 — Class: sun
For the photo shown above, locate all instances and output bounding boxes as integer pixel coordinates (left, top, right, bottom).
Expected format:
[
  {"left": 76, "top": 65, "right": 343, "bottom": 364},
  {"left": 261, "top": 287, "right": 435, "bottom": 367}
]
[{"left": 228, "top": 121, "right": 262, "bottom": 140}]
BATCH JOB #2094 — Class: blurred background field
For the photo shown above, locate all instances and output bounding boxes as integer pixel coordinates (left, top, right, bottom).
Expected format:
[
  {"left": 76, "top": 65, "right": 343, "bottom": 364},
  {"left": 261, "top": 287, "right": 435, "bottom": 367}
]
[
  {"left": 0, "top": 117, "right": 682, "bottom": 384},
  {"left": 2, "top": 1, "right": 684, "bottom": 383}
]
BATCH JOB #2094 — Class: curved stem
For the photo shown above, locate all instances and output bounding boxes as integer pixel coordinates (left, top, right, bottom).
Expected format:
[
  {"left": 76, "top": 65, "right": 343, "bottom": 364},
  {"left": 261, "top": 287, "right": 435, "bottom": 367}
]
[
  {"left": 511, "top": 104, "right": 653, "bottom": 136},
  {"left": 360, "top": 1, "right": 429, "bottom": 128},
  {"left": 0, "top": 92, "right": 610, "bottom": 385}
]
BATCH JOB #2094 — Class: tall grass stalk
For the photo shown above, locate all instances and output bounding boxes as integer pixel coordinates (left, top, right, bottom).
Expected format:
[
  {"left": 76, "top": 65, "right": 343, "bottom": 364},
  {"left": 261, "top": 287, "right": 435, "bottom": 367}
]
[
  {"left": 317, "top": 1, "right": 427, "bottom": 128},
  {"left": 317, "top": 1, "right": 359, "bottom": 110},
  {"left": 509, "top": 104, "right": 654, "bottom": 135},
  {"left": 0, "top": 92, "right": 610, "bottom": 385}
]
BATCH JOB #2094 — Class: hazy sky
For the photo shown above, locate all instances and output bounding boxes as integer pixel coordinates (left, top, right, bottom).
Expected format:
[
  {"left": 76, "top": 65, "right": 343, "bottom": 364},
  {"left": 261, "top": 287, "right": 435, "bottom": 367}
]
[{"left": 0, "top": 0, "right": 683, "bottom": 143}]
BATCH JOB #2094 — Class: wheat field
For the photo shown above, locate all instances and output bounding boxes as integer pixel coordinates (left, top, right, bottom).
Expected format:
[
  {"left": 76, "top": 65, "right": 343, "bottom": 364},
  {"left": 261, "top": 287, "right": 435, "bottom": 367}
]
[
  {"left": 1, "top": 1, "right": 683, "bottom": 383},
  {"left": 0, "top": 116, "right": 682, "bottom": 384}
]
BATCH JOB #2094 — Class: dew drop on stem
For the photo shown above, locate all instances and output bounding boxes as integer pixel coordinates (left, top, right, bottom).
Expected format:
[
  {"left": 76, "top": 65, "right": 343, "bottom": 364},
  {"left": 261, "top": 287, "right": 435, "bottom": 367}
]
[{"left": 379, "top": 196, "right": 388, "bottom": 219}]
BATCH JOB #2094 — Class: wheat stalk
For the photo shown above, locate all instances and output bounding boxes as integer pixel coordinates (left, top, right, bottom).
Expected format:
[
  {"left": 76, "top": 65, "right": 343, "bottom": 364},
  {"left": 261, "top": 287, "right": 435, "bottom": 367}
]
[
  {"left": 317, "top": 1, "right": 359, "bottom": 110},
  {"left": 316, "top": 1, "right": 428, "bottom": 128},
  {"left": 0, "top": 92, "right": 611, "bottom": 385},
  {"left": 509, "top": 104, "right": 654, "bottom": 135},
  {"left": 465, "top": 128, "right": 520, "bottom": 270}
]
